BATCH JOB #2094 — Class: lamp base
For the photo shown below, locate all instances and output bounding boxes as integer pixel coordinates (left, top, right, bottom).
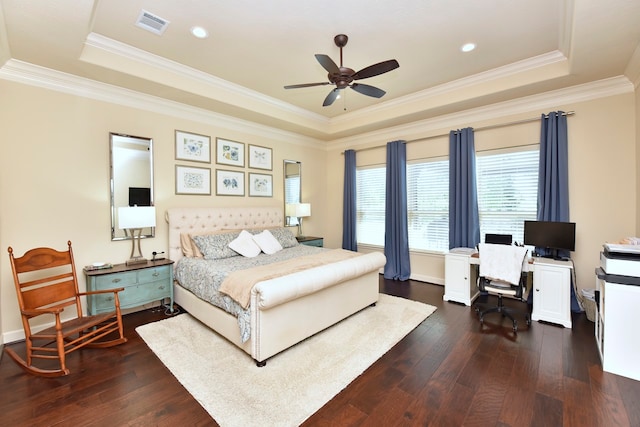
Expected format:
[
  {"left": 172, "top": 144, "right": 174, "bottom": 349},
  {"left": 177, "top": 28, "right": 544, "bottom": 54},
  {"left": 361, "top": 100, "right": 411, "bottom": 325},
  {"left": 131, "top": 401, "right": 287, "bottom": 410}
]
[{"left": 126, "top": 256, "right": 148, "bottom": 266}]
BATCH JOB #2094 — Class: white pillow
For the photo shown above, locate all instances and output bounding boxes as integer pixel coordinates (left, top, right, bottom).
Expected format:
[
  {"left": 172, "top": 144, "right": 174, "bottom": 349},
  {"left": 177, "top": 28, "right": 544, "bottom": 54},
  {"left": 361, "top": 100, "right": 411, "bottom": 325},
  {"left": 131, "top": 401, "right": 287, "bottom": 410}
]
[
  {"left": 252, "top": 230, "right": 283, "bottom": 255},
  {"left": 228, "top": 230, "right": 262, "bottom": 258}
]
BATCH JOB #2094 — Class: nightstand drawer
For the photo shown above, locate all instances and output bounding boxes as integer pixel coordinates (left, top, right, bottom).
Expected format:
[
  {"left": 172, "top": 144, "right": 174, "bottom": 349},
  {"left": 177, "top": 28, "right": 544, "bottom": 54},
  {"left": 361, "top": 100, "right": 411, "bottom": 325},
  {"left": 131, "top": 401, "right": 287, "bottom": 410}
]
[
  {"left": 91, "top": 282, "right": 171, "bottom": 311},
  {"left": 138, "top": 265, "right": 171, "bottom": 283},
  {"left": 94, "top": 271, "right": 137, "bottom": 289},
  {"left": 121, "top": 282, "right": 171, "bottom": 307}
]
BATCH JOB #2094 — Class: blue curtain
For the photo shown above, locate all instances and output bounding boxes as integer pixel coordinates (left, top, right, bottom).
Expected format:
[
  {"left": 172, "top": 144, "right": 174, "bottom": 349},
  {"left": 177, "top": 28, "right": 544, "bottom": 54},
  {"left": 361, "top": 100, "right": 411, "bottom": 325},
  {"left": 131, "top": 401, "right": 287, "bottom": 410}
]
[
  {"left": 538, "top": 111, "right": 580, "bottom": 311},
  {"left": 538, "top": 111, "right": 569, "bottom": 224},
  {"left": 342, "top": 149, "right": 357, "bottom": 251},
  {"left": 384, "top": 141, "right": 410, "bottom": 280},
  {"left": 449, "top": 128, "right": 480, "bottom": 249}
]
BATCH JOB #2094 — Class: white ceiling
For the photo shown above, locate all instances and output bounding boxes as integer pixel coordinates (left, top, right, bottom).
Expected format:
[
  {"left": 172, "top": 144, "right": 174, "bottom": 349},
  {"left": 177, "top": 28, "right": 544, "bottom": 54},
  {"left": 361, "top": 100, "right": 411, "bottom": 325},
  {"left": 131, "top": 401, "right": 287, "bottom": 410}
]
[{"left": 1, "top": 0, "right": 639, "bottom": 140}]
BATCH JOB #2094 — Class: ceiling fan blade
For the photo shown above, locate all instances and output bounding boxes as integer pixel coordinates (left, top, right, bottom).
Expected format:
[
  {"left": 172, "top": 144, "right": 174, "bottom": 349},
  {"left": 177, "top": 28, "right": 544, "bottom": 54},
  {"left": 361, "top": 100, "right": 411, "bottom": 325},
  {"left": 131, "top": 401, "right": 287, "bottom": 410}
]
[
  {"left": 351, "top": 83, "right": 386, "bottom": 98},
  {"left": 315, "top": 54, "right": 340, "bottom": 75},
  {"left": 352, "top": 59, "right": 399, "bottom": 80},
  {"left": 284, "top": 82, "right": 331, "bottom": 89},
  {"left": 323, "top": 88, "right": 340, "bottom": 106}
]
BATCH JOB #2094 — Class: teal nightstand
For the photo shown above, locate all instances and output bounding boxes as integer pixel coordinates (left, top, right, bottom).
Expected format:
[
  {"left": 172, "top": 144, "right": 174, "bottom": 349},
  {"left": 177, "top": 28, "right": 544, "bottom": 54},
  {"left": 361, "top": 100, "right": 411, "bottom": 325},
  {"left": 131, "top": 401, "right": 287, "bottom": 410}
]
[
  {"left": 296, "top": 236, "right": 323, "bottom": 247},
  {"left": 84, "top": 259, "right": 174, "bottom": 315}
]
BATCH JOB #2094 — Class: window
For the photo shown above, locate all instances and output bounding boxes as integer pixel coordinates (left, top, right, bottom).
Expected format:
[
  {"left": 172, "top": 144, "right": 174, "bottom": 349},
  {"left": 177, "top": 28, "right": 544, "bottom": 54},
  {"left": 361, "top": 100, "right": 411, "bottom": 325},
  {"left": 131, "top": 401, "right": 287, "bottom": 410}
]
[
  {"left": 356, "top": 166, "right": 386, "bottom": 246},
  {"left": 355, "top": 147, "right": 538, "bottom": 251},
  {"left": 407, "top": 158, "right": 449, "bottom": 251},
  {"left": 476, "top": 148, "right": 539, "bottom": 243}
]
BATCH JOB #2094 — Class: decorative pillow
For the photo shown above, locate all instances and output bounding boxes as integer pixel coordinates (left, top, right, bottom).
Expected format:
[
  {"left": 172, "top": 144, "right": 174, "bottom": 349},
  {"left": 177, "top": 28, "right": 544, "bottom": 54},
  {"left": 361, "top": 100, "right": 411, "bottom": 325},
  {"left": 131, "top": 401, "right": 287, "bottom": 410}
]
[
  {"left": 228, "top": 230, "right": 262, "bottom": 258},
  {"left": 267, "top": 227, "right": 299, "bottom": 248},
  {"left": 180, "top": 233, "right": 196, "bottom": 257},
  {"left": 192, "top": 232, "right": 241, "bottom": 260},
  {"left": 252, "top": 230, "right": 283, "bottom": 255}
]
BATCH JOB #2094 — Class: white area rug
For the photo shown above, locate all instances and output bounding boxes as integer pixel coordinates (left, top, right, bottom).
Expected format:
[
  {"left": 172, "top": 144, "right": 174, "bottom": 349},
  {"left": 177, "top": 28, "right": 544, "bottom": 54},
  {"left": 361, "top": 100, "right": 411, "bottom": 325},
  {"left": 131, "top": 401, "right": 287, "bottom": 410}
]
[{"left": 136, "top": 293, "right": 436, "bottom": 426}]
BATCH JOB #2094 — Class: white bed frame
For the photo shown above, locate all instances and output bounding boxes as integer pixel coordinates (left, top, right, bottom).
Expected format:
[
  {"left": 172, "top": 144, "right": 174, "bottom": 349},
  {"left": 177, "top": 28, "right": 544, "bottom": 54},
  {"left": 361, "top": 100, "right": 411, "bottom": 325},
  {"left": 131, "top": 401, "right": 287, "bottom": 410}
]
[{"left": 166, "top": 207, "right": 385, "bottom": 366}]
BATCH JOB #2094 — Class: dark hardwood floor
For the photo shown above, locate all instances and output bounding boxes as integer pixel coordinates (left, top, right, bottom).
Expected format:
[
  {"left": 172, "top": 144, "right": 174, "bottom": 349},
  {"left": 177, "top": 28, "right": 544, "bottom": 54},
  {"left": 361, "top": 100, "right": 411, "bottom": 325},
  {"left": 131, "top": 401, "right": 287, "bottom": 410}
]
[{"left": 1, "top": 278, "right": 639, "bottom": 426}]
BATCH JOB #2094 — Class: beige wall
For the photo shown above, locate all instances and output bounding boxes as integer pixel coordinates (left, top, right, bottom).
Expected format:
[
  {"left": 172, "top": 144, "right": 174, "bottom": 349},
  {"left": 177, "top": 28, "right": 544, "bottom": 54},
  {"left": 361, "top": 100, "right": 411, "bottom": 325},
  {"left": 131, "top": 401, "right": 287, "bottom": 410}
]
[
  {"left": 637, "top": 86, "right": 640, "bottom": 232},
  {"left": 324, "top": 93, "right": 637, "bottom": 294},
  {"left": 0, "top": 80, "right": 326, "bottom": 340},
  {"left": 1, "top": 77, "right": 637, "bottom": 341}
]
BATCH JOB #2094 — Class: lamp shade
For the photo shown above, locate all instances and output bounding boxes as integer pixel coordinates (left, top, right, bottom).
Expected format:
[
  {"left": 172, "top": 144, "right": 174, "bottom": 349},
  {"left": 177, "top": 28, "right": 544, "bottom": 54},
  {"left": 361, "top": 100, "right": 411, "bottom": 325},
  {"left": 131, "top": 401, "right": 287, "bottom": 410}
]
[
  {"left": 118, "top": 206, "right": 156, "bottom": 229},
  {"left": 286, "top": 203, "right": 310, "bottom": 218}
]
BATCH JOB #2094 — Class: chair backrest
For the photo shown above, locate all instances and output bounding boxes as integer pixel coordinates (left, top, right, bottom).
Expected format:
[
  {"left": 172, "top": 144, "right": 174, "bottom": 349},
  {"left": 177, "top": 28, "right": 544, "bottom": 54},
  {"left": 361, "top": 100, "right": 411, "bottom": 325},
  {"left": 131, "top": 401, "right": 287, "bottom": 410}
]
[
  {"left": 478, "top": 243, "right": 528, "bottom": 286},
  {"left": 485, "top": 233, "right": 512, "bottom": 245},
  {"left": 8, "top": 241, "right": 82, "bottom": 318}
]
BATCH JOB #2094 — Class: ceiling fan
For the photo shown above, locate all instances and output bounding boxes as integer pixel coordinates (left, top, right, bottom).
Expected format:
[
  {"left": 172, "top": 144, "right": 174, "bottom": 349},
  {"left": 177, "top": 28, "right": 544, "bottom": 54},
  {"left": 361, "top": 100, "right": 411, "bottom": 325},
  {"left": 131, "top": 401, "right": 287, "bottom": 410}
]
[{"left": 284, "top": 34, "right": 399, "bottom": 107}]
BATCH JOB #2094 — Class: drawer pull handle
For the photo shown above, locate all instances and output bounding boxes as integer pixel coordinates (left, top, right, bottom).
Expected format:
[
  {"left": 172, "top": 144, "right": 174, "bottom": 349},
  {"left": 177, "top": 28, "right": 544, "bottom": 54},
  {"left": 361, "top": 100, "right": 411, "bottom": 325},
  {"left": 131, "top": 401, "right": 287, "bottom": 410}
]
[
  {"left": 112, "top": 278, "right": 121, "bottom": 283},
  {"left": 105, "top": 296, "right": 114, "bottom": 302},
  {"left": 153, "top": 272, "right": 160, "bottom": 277},
  {"left": 158, "top": 285, "right": 165, "bottom": 290}
]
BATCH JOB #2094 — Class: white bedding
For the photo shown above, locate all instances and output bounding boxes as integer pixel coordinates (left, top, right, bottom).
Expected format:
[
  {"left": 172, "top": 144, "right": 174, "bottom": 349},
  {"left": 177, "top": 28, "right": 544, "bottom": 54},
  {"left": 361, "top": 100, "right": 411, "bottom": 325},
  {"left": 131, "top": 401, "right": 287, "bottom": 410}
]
[
  {"left": 166, "top": 206, "right": 386, "bottom": 365},
  {"left": 174, "top": 244, "right": 325, "bottom": 342}
]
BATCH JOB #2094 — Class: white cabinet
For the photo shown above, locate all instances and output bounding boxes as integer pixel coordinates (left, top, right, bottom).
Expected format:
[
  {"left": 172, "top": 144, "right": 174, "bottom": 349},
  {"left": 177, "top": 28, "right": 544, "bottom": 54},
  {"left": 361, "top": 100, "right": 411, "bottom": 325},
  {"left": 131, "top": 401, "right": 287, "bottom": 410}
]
[
  {"left": 531, "top": 258, "right": 572, "bottom": 328},
  {"left": 444, "top": 252, "right": 479, "bottom": 306},
  {"left": 595, "top": 271, "right": 640, "bottom": 381}
]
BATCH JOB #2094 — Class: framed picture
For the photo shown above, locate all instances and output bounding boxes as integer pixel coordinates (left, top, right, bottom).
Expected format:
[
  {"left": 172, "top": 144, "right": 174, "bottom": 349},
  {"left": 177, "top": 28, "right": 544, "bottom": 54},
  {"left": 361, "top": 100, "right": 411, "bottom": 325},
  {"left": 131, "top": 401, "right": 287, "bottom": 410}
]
[
  {"left": 248, "top": 173, "right": 273, "bottom": 197},
  {"left": 175, "top": 165, "right": 211, "bottom": 195},
  {"left": 248, "top": 144, "right": 272, "bottom": 170},
  {"left": 216, "top": 169, "right": 245, "bottom": 196},
  {"left": 216, "top": 138, "right": 245, "bottom": 167},
  {"left": 175, "top": 130, "right": 211, "bottom": 163}
]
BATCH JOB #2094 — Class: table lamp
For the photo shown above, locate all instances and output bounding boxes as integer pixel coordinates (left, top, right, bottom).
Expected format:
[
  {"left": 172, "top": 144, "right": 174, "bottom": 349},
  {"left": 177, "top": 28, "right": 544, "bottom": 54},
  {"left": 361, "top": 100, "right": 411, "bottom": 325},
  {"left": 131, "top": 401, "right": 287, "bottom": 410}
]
[
  {"left": 118, "top": 206, "right": 156, "bottom": 265},
  {"left": 285, "top": 203, "right": 311, "bottom": 237}
]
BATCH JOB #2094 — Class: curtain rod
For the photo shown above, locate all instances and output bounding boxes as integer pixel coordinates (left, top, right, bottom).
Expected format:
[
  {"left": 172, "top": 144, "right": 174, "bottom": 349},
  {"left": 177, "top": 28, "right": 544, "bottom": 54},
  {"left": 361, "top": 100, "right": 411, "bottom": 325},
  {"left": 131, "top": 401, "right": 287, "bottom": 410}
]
[{"left": 342, "top": 111, "right": 575, "bottom": 154}]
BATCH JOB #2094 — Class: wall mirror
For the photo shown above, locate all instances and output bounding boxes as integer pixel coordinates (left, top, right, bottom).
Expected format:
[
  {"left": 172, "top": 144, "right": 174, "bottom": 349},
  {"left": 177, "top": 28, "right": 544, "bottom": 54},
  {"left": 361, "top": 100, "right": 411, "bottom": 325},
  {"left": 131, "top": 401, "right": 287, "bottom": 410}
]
[
  {"left": 110, "top": 133, "right": 154, "bottom": 241},
  {"left": 283, "top": 160, "right": 301, "bottom": 226}
]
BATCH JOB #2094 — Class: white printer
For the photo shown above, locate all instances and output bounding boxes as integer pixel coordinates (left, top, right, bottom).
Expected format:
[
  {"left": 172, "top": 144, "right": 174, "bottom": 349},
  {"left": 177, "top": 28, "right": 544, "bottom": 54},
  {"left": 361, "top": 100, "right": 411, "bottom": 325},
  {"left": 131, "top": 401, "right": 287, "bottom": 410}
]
[{"left": 600, "top": 244, "right": 640, "bottom": 277}]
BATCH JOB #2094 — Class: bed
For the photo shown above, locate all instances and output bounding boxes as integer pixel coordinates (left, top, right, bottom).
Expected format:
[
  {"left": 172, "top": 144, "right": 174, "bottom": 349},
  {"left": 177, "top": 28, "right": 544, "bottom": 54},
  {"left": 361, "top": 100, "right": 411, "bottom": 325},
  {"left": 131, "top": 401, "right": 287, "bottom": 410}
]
[{"left": 166, "top": 206, "right": 386, "bottom": 366}]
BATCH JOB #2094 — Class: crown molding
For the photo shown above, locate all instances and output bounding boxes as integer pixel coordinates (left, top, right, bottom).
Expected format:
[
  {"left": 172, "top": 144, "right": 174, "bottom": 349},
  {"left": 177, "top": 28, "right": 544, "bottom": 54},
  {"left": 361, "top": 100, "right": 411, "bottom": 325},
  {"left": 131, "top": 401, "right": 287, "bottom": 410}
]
[
  {"left": 1, "top": 56, "right": 633, "bottom": 152},
  {"left": 0, "top": 59, "right": 323, "bottom": 148},
  {"left": 328, "top": 75, "right": 634, "bottom": 151},
  {"left": 330, "top": 50, "right": 568, "bottom": 130},
  {"left": 81, "top": 33, "right": 328, "bottom": 127}
]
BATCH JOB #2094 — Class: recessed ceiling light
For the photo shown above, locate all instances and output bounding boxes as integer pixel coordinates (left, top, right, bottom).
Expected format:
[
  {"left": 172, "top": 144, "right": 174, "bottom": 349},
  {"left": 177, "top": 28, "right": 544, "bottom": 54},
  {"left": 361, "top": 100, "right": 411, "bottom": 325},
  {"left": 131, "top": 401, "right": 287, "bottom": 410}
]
[
  {"left": 461, "top": 43, "right": 476, "bottom": 53},
  {"left": 191, "top": 26, "right": 208, "bottom": 39}
]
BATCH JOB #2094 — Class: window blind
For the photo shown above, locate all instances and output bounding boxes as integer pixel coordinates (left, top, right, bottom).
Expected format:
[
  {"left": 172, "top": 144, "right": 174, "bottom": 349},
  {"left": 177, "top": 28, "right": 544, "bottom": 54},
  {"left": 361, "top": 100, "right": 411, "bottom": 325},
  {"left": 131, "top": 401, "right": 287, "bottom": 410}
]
[
  {"left": 407, "top": 159, "right": 449, "bottom": 251},
  {"left": 476, "top": 148, "right": 539, "bottom": 243},
  {"left": 356, "top": 166, "right": 386, "bottom": 246}
]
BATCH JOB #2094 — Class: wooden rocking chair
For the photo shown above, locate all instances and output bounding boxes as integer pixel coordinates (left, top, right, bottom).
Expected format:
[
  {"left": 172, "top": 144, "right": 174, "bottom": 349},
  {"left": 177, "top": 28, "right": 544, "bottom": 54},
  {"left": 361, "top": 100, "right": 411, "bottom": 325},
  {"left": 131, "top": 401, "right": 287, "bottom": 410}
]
[{"left": 5, "top": 241, "right": 127, "bottom": 377}]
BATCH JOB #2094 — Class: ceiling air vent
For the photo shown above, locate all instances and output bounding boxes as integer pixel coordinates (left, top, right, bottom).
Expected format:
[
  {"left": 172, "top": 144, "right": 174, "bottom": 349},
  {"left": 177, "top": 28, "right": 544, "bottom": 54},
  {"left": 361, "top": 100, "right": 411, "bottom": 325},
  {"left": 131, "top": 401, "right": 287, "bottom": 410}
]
[{"left": 135, "top": 10, "right": 170, "bottom": 35}]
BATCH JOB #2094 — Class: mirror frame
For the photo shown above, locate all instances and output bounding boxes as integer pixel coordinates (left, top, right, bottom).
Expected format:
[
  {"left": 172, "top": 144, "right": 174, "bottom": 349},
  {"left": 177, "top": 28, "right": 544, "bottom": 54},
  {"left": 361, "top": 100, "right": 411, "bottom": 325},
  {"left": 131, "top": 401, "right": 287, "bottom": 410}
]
[
  {"left": 283, "top": 160, "right": 302, "bottom": 226},
  {"left": 110, "top": 132, "right": 155, "bottom": 241}
]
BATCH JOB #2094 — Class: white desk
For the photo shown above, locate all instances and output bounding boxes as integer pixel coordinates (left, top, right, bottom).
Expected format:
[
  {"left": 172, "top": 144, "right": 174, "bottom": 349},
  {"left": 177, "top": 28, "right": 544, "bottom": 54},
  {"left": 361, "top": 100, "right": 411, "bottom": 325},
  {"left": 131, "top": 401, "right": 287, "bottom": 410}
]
[{"left": 444, "top": 252, "right": 573, "bottom": 328}]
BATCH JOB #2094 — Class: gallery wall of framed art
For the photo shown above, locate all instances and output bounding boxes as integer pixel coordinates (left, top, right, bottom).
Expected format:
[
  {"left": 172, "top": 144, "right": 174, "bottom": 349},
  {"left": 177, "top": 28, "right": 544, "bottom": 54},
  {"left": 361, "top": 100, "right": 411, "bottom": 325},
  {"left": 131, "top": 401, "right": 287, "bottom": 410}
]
[{"left": 173, "top": 130, "right": 274, "bottom": 198}]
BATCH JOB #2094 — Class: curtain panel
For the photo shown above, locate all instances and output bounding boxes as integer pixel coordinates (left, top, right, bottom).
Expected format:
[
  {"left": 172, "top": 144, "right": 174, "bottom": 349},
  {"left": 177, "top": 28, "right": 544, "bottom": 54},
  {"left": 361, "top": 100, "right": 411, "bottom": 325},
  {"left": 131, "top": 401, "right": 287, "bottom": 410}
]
[
  {"left": 448, "top": 128, "right": 480, "bottom": 249},
  {"left": 384, "top": 141, "right": 410, "bottom": 280},
  {"left": 342, "top": 149, "right": 358, "bottom": 251}
]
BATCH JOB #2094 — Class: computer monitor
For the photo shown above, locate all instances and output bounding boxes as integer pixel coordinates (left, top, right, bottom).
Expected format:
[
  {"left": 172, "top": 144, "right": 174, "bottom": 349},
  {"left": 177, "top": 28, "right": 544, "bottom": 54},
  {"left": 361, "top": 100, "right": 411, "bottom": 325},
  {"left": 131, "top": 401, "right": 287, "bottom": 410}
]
[
  {"left": 128, "top": 187, "right": 151, "bottom": 207},
  {"left": 523, "top": 220, "right": 576, "bottom": 259},
  {"left": 485, "top": 233, "right": 512, "bottom": 245}
]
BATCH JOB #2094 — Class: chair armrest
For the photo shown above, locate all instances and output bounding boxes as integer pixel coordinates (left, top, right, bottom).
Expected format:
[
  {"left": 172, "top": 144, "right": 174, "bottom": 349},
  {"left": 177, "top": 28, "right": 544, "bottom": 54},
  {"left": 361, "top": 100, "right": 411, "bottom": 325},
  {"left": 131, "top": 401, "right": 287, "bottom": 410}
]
[
  {"left": 79, "top": 287, "right": 125, "bottom": 296},
  {"left": 22, "top": 307, "right": 63, "bottom": 316}
]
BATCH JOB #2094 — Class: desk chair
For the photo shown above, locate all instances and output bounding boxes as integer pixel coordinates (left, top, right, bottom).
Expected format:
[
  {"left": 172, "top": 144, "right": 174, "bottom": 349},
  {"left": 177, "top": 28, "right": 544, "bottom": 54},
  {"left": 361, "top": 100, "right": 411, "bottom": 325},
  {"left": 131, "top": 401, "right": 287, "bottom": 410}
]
[{"left": 475, "top": 243, "right": 530, "bottom": 332}]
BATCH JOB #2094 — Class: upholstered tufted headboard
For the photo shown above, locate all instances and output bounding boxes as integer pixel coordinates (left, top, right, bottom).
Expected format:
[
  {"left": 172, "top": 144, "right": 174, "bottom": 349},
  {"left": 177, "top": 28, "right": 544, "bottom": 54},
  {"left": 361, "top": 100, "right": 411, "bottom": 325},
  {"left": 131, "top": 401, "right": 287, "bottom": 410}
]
[{"left": 166, "top": 207, "right": 284, "bottom": 262}]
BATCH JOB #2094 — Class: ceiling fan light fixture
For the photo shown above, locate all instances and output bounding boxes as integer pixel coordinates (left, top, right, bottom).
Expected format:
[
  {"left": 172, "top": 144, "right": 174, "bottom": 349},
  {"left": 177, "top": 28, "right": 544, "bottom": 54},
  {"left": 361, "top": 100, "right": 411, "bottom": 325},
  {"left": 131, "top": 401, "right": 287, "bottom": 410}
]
[
  {"left": 284, "top": 34, "right": 399, "bottom": 107},
  {"left": 191, "top": 26, "right": 209, "bottom": 39},
  {"left": 461, "top": 42, "right": 476, "bottom": 52}
]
